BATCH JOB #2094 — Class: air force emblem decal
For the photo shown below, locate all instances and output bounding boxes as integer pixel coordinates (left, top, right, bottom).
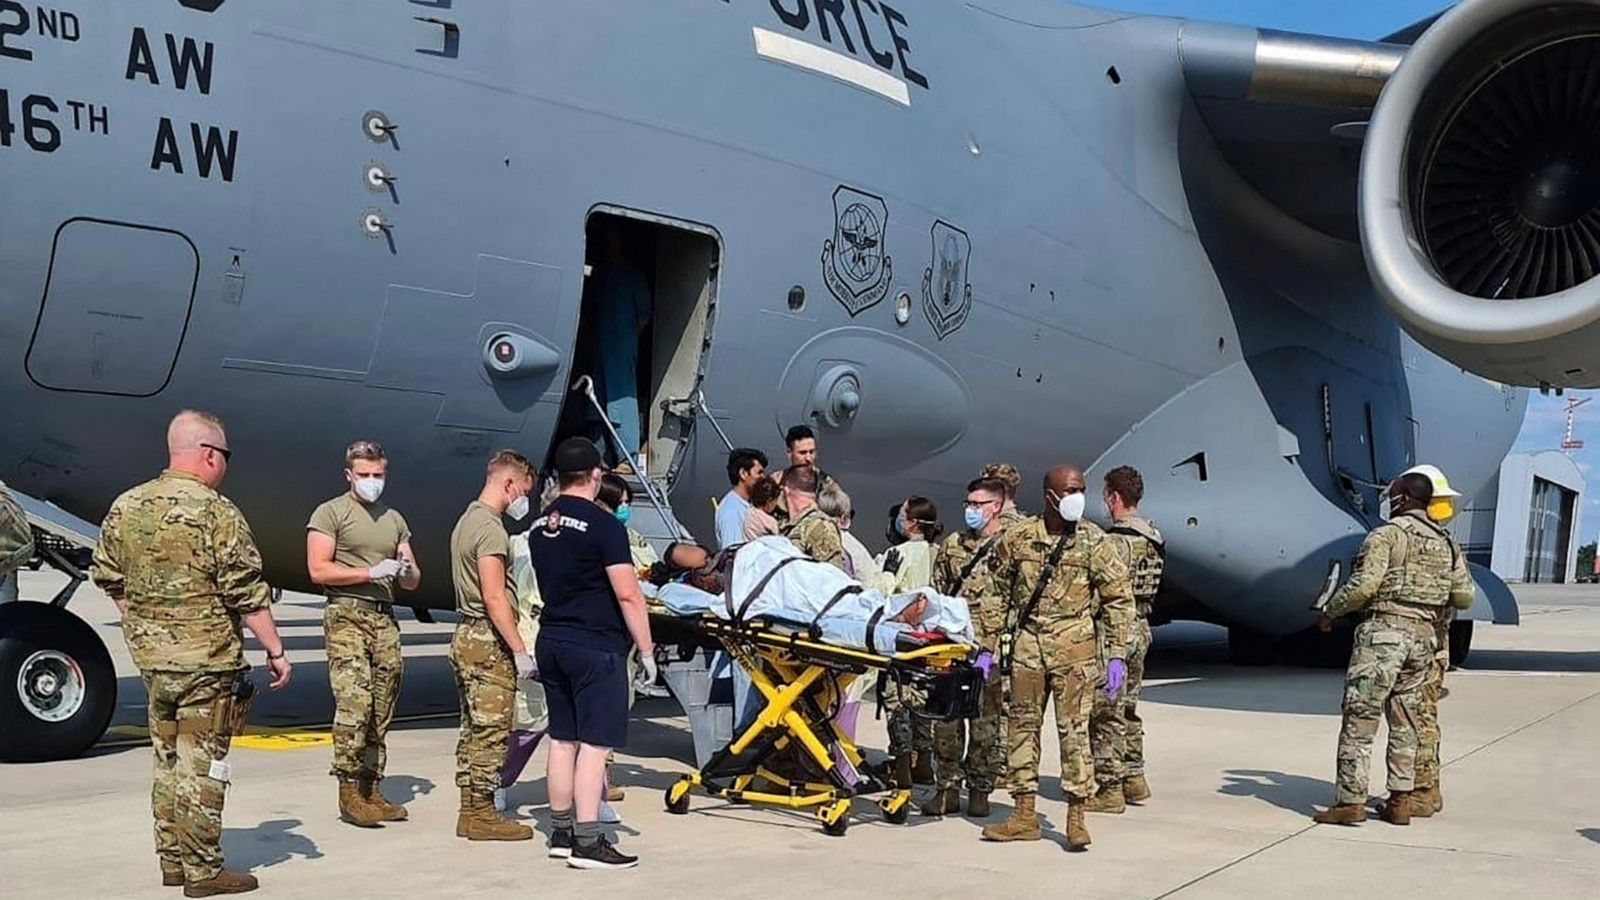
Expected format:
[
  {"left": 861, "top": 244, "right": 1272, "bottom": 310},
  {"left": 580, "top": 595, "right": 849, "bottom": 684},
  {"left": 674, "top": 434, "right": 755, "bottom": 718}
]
[
  {"left": 922, "top": 220, "right": 972, "bottom": 340},
  {"left": 822, "top": 186, "right": 892, "bottom": 316}
]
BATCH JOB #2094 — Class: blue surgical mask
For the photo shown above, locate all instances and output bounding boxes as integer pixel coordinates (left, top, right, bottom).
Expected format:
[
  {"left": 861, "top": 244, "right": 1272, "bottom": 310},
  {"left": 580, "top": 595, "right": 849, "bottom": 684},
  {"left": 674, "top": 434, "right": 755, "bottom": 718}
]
[
  {"left": 964, "top": 507, "right": 987, "bottom": 532},
  {"left": 615, "top": 505, "right": 632, "bottom": 526}
]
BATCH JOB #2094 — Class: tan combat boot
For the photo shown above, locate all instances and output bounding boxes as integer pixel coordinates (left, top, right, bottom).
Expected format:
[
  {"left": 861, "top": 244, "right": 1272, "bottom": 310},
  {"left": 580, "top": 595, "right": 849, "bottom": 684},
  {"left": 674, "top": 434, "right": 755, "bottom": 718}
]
[
  {"left": 456, "top": 788, "right": 476, "bottom": 837},
  {"left": 966, "top": 790, "right": 992, "bottom": 818},
  {"left": 182, "top": 869, "right": 259, "bottom": 897},
  {"left": 910, "top": 752, "right": 937, "bottom": 786},
  {"left": 338, "top": 779, "right": 384, "bottom": 828},
  {"left": 161, "top": 862, "right": 184, "bottom": 887},
  {"left": 1313, "top": 804, "right": 1368, "bottom": 825},
  {"left": 1122, "top": 775, "right": 1152, "bottom": 804},
  {"left": 1084, "top": 784, "right": 1126, "bottom": 814},
  {"left": 1065, "top": 797, "right": 1092, "bottom": 851},
  {"left": 461, "top": 792, "right": 535, "bottom": 841},
  {"left": 1380, "top": 791, "right": 1412, "bottom": 826},
  {"left": 1410, "top": 784, "right": 1436, "bottom": 819},
  {"left": 920, "top": 788, "right": 961, "bottom": 817},
  {"left": 980, "top": 793, "right": 1042, "bottom": 842},
  {"left": 359, "top": 777, "right": 409, "bottom": 822}
]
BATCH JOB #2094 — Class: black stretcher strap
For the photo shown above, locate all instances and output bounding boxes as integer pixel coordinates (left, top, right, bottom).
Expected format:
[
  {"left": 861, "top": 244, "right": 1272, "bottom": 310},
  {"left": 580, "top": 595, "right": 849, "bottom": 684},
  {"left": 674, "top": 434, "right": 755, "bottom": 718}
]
[
  {"left": 808, "top": 585, "right": 865, "bottom": 640},
  {"left": 731, "top": 556, "right": 807, "bottom": 622},
  {"left": 864, "top": 607, "right": 887, "bottom": 655}
]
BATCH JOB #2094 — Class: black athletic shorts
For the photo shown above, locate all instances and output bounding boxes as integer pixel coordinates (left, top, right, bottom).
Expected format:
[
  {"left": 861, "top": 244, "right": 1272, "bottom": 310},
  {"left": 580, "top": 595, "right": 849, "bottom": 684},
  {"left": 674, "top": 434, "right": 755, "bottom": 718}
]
[{"left": 535, "top": 636, "right": 628, "bottom": 749}]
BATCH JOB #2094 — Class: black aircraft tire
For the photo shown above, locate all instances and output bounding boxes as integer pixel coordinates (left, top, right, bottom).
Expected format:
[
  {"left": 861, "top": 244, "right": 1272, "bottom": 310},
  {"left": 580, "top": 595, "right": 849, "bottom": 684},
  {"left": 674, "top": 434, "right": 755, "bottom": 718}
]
[
  {"left": 0, "top": 602, "right": 117, "bottom": 763},
  {"left": 1227, "top": 626, "right": 1277, "bottom": 667},
  {"left": 1448, "top": 620, "right": 1473, "bottom": 667}
]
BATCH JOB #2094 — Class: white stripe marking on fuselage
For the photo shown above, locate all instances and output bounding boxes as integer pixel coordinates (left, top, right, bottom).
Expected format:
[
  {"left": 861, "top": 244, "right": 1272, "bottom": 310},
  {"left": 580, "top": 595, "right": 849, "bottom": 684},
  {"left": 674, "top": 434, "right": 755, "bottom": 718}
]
[{"left": 752, "top": 27, "right": 910, "bottom": 107}]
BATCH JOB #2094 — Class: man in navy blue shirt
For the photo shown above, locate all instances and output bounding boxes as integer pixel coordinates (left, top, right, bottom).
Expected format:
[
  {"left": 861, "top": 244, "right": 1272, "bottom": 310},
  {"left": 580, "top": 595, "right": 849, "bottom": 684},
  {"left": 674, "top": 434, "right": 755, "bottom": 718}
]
[{"left": 531, "top": 437, "right": 657, "bottom": 870}]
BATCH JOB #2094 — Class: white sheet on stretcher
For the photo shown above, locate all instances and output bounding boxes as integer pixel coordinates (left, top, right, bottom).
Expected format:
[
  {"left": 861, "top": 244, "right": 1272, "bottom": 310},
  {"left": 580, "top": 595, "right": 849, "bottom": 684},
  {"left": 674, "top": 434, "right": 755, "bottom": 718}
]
[{"left": 657, "top": 536, "right": 974, "bottom": 651}]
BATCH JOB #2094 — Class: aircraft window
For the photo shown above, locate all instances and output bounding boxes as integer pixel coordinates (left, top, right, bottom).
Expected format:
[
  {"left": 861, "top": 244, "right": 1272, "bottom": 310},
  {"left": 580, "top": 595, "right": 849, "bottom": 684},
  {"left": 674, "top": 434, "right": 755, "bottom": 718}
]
[
  {"left": 788, "top": 284, "right": 807, "bottom": 311},
  {"left": 1106, "top": 66, "right": 1122, "bottom": 85}
]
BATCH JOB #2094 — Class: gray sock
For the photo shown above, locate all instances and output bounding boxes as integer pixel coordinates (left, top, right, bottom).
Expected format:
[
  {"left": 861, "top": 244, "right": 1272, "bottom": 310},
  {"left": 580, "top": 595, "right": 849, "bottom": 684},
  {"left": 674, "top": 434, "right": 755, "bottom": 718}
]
[
  {"left": 552, "top": 808, "right": 573, "bottom": 832},
  {"left": 574, "top": 820, "right": 602, "bottom": 847}
]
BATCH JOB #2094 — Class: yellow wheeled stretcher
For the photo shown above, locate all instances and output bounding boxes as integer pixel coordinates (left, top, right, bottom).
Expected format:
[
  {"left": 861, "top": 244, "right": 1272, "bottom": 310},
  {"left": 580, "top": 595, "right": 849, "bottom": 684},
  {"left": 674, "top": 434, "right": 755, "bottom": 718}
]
[{"left": 651, "top": 611, "right": 985, "bottom": 836}]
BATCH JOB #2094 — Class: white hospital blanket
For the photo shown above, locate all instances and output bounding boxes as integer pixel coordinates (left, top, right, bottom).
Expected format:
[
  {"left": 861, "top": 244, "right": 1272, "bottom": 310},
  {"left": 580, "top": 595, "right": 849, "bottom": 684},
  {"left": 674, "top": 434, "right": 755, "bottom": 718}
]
[{"left": 657, "top": 536, "right": 974, "bottom": 650}]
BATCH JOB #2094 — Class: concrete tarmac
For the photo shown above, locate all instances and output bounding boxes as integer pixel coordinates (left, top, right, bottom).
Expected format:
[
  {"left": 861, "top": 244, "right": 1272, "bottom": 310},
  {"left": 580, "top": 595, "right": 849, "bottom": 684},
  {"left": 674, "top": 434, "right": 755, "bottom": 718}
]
[{"left": 2, "top": 573, "right": 1597, "bottom": 899}]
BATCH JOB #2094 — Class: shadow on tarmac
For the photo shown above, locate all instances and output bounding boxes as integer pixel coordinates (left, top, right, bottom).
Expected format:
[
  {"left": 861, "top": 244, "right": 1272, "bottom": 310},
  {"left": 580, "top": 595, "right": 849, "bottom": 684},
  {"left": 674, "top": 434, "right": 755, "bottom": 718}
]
[
  {"left": 378, "top": 773, "right": 437, "bottom": 807},
  {"left": 1460, "top": 649, "right": 1600, "bottom": 673},
  {"left": 1578, "top": 827, "right": 1600, "bottom": 844},
  {"left": 1219, "top": 769, "right": 1332, "bottom": 816},
  {"left": 221, "top": 818, "right": 323, "bottom": 871}
]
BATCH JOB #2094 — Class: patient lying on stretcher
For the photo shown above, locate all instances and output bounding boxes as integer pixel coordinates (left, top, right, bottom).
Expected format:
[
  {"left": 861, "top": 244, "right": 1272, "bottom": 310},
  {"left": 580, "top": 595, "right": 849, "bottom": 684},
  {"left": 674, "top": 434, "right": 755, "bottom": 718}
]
[{"left": 647, "top": 536, "right": 974, "bottom": 651}]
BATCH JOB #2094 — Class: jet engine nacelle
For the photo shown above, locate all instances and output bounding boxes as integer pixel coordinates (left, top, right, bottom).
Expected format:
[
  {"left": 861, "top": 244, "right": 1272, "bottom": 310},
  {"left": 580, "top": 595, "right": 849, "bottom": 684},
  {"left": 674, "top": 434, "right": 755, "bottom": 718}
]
[{"left": 1361, "top": 0, "right": 1600, "bottom": 389}]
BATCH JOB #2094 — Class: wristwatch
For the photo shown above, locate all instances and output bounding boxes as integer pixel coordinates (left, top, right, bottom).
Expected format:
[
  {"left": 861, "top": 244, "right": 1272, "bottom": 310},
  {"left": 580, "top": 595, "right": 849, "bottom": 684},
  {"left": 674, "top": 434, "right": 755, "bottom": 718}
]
[{"left": 266, "top": 650, "right": 286, "bottom": 661}]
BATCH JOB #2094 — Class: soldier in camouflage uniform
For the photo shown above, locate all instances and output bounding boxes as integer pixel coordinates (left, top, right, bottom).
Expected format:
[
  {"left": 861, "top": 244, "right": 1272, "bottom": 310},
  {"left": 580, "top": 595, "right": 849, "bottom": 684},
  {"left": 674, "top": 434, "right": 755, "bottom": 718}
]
[
  {"left": 1313, "top": 473, "right": 1474, "bottom": 827},
  {"left": 778, "top": 465, "right": 846, "bottom": 571},
  {"left": 1087, "top": 466, "right": 1164, "bottom": 813},
  {"left": 923, "top": 477, "right": 1012, "bottom": 818},
  {"left": 91, "top": 411, "right": 291, "bottom": 897},
  {"left": 306, "top": 440, "right": 420, "bottom": 828},
  {"left": 1400, "top": 464, "right": 1465, "bottom": 819},
  {"left": 981, "top": 465, "right": 1134, "bottom": 852},
  {"left": 449, "top": 450, "right": 538, "bottom": 841}
]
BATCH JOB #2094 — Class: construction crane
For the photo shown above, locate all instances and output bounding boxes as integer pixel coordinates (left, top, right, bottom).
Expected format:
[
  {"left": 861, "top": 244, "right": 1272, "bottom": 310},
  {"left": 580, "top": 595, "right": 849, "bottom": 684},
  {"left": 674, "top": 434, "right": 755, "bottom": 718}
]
[{"left": 1562, "top": 396, "right": 1591, "bottom": 454}]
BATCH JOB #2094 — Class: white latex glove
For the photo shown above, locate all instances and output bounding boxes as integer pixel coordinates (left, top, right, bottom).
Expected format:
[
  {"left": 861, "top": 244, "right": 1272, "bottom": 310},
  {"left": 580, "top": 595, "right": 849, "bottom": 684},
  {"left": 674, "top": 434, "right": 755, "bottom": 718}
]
[
  {"left": 514, "top": 652, "right": 537, "bottom": 681},
  {"left": 368, "top": 558, "right": 404, "bottom": 581},
  {"left": 636, "top": 651, "right": 659, "bottom": 688}
]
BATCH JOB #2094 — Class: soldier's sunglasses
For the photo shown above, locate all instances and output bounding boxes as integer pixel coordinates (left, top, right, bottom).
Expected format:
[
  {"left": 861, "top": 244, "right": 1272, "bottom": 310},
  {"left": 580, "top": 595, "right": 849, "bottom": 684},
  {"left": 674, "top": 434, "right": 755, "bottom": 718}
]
[{"left": 200, "top": 442, "right": 233, "bottom": 462}]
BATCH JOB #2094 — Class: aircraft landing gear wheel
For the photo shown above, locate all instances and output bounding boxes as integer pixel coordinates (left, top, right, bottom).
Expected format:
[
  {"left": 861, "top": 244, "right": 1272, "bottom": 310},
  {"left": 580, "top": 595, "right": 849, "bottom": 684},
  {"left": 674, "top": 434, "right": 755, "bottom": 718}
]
[
  {"left": 820, "top": 799, "right": 851, "bottom": 836},
  {"left": 1227, "top": 625, "right": 1277, "bottom": 666},
  {"left": 1448, "top": 620, "right": 1473, "bottom": 668},
  {"left": 0, "top": 601, "right": 116, "bottom": 762},
  {"left": 664, "top": 778, "right": 693, "bottom": 815}
]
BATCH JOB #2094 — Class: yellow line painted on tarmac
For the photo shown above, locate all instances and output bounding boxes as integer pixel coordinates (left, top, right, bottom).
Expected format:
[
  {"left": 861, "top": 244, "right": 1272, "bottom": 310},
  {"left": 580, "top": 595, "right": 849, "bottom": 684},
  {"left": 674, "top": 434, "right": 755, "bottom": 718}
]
[
  {"left": 95, "top": 711, "right": 457, "bottom": 751},
  {"left": 232, "top": 729, "right": 333, "bottom": 751}
]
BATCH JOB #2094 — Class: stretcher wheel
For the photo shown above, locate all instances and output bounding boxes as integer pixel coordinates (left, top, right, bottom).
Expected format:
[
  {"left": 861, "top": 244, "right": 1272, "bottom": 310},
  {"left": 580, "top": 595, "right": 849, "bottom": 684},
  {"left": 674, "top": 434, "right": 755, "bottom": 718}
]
[
  {"left": 819, "top": 799, "right": 851, "bottom": 836},
  {"left": 878, "top": 790, "right": 911, "bottom": 823},
  {"left": 664, "top": 779, "right": 693, "bottom": 815}
]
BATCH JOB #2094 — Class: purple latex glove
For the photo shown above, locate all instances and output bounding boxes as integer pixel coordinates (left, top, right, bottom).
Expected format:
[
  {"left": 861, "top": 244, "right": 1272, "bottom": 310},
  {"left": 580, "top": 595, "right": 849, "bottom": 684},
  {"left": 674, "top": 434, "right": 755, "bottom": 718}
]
[
  {"left": 973, "top": 650, "right": 996, "bottom": 682},
  {"left": 1105, "top": 658, "right": 1127, "bottom": 699}
]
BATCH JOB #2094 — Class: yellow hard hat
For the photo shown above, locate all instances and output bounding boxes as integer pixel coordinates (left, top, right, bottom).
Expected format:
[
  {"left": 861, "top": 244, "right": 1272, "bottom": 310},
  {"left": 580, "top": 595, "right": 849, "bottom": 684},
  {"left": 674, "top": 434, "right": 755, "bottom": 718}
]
[{"left": 1400, "top": 464, "right": 1460, "bottom": 522}]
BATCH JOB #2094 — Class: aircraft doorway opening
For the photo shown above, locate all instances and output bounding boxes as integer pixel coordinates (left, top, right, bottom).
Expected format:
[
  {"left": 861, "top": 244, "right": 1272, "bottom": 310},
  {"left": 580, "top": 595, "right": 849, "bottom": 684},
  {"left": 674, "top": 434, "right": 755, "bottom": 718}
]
[{"left": 559, "top": 210, "right": 719, "bottom": 487}]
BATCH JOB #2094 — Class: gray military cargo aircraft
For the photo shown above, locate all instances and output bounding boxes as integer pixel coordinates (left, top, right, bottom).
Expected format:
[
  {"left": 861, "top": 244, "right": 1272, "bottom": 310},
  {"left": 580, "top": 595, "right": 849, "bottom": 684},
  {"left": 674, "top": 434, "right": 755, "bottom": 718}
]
[{"left": 1, "top": 0, "right": 1587, "bottom": 760}]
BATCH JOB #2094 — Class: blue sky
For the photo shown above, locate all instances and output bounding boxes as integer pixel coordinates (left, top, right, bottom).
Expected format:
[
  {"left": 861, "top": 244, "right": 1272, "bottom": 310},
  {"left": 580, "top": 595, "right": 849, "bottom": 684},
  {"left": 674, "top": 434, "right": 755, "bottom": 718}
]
[{"left": 1096, "top": 1, "right": 1600, "bottom": 543}]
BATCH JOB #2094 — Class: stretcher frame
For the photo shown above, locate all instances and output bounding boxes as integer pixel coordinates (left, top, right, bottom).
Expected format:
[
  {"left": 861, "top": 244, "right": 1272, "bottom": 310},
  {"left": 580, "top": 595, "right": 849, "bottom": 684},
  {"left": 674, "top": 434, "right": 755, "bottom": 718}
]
[{"left": 659, "top": 614, "right": 979, "bottom": 835}]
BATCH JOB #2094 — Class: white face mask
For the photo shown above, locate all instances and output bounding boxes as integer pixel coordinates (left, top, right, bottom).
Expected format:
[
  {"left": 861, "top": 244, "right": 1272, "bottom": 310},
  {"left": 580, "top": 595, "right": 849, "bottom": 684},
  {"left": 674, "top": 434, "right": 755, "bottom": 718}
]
[
  {"left": 1056, "top": 491, "right": 1086, "bottom": 522},
  {"left": 1379, "top": 494, "right": 1395, "bottom": 522},
  {"left": 506, "top": 493, "right": 531, "bottom": 521},
  {"left": 352, "top": 477, "right": 385, "bottom": 504}
]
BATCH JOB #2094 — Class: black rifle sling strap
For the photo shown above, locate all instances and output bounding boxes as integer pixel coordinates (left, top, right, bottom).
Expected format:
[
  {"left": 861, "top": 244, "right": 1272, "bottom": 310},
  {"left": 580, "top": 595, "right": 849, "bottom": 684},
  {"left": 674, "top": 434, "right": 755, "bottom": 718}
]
[
  {"left": 955, "top": 533, "right": 1005, "bottom": 591},
  {"left": 1012, "top": 525, "right": 1075, "bottom": 638}
]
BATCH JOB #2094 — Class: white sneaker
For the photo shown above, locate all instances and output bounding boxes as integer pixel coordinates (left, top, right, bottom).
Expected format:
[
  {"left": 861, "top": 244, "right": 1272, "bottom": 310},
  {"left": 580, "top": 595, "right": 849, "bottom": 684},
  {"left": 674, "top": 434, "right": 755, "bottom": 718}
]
[
  {"left": 598, "top": 800, "right": 622, "bottom": 825},
  {"left": 493, "top": 787, "right": 508, "bottom": 812}
]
